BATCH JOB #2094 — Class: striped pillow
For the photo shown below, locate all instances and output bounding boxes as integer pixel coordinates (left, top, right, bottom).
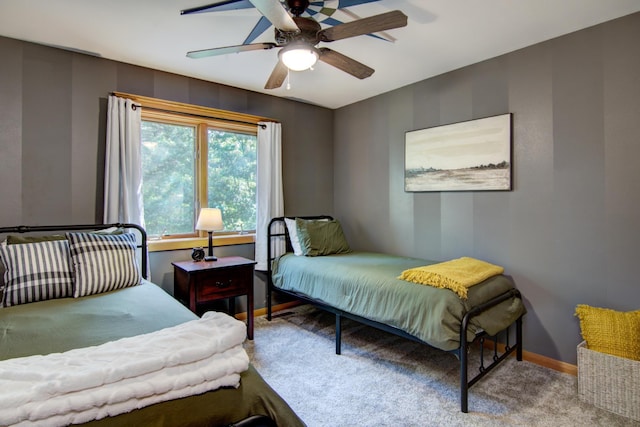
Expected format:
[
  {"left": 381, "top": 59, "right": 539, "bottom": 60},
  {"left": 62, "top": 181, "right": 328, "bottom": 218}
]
[
  {"left": 67, "top": 232, "right": 141, "bottom": 297},
  {"left": 0, "top": 240, "right": 74, "bottom": 307}
]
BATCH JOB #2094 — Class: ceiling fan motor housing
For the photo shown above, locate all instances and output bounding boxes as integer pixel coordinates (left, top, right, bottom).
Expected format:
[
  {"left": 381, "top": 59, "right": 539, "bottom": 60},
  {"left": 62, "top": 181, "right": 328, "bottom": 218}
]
[{"left": 275, "top": 16, "right": 321, "bottom": 45}]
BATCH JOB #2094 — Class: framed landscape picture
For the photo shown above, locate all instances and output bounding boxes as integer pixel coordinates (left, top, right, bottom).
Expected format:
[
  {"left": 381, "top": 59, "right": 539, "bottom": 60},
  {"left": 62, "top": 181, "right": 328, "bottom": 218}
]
[{"left": 404, "top": 113, "right": 512, "bottom": 192}]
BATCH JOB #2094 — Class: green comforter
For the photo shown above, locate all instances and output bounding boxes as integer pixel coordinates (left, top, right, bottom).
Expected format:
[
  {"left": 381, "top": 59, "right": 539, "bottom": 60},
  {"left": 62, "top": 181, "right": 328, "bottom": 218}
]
[
  {"left": 272, "top": 252, "right": 526, "bottom": 351},
  {"left": 0, "top": 281, "right": 305, "bottom": 427}
]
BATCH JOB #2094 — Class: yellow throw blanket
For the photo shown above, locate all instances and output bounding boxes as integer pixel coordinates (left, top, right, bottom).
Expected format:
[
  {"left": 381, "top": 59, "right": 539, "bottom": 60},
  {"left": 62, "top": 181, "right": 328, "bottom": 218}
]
[{"left": 398, "top": 257, "right": 504, "bottom": 299}]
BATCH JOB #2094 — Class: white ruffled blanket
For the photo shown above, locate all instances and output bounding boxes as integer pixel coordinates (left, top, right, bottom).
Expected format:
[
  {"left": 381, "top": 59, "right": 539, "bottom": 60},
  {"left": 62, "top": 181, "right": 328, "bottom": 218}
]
[{"left": 0, "top": 311, "right": 250, "bottom": 427}]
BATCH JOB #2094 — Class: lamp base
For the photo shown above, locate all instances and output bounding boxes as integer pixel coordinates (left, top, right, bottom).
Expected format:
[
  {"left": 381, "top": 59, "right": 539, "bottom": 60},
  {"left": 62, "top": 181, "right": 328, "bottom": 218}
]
[{"left": 205, "top": 231, "right": 217, "bottom": 261}]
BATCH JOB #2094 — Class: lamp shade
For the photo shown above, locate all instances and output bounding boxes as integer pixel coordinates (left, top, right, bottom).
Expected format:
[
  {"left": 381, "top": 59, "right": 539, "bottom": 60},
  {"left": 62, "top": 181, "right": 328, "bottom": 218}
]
[
  {"left": 279, "top": 43, "right": 319, "bottom": 71},
  {"left": 195, "top": 208, "right": 224, "bottom": 232}
]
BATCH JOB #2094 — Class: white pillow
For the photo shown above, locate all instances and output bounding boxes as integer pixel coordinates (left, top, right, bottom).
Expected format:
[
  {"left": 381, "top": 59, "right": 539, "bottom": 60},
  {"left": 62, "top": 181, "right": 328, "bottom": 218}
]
[{"left": 284, "top": 218, "right": 304, "bottom": 256}]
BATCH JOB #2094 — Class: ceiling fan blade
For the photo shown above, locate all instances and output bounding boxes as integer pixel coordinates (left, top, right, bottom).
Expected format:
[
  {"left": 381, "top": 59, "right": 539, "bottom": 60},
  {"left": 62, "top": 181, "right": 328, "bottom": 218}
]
[
  {"left": 318, "top": 10, "right": 407, "bottom": 42},
  {"left": 336, "top": 0, "right": 382, "bottom": 7},
  {"left": 181, "top": 0, "right": 254, "bottom": 15},
  {"left": 318, "top": 48, "right": 374, "bottom": 79},
  {"left": 265, "top": 61, "right": 288, "bottom": 89},
  {"left": 187, "top": 43, "right": 277, "bottom": 59},
  {"left": 249, "top": 0, "right": 299, "bottom": 32},
  {"left": 243, "top": 16, "right": 272, "bottom": 44}
]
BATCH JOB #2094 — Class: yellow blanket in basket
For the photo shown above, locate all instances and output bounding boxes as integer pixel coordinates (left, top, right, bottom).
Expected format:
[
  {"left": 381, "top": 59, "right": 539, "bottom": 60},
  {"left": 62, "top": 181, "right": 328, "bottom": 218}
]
[{"left": 398, "top": 257, "right": 504, "bottom": 299}]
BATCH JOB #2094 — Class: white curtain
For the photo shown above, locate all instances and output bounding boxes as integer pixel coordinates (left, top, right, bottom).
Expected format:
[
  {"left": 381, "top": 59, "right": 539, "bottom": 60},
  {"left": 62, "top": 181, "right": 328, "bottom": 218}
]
[
  {"left": 255, "top": 122, "right": 284, "bottom": 271},
  {"left": 103, "top": 95, "right": 145, "bottom": 227}
]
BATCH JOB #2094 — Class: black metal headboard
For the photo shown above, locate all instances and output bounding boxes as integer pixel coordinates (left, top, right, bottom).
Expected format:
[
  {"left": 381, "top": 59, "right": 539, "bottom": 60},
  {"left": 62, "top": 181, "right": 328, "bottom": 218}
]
[
  {"left": 0, "top": 223, "right": 148, "bottom": 279},
  {"left": 266, "top": 215, "right": 333, "bottom": 264},
  {"left": 265, "top": 216, "right": 333, "bottom": 316}
]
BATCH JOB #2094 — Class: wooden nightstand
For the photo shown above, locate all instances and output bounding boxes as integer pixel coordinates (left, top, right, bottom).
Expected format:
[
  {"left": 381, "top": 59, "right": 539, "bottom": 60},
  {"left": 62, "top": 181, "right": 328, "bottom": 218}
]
[{"left": 172, "top": 256, "right": 256, "bottom": 339}]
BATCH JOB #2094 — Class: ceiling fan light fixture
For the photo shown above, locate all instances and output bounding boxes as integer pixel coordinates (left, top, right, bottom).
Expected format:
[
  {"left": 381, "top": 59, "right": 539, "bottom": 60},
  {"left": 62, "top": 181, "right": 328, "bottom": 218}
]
[{"left": 279, "top": 43, "right": 319, "bottom": 71}]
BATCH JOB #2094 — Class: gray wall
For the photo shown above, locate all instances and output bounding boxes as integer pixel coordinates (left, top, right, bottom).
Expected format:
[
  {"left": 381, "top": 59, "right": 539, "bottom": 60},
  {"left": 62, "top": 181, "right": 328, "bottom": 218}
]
[
  {"left": 0, "top": 35, "right": 334, "bottom": 309},
  {"left": 334, "top": 12, "right": 640, "bottom": 364},
  {"left": 2, "top": 12, "right": 639, "bottom": 365}
]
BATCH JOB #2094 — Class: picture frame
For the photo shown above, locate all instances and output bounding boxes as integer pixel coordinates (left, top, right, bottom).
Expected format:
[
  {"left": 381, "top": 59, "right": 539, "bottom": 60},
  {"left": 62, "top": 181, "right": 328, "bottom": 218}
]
[{"left": 404, "top": 113, "right": 512, "bottom": 192}]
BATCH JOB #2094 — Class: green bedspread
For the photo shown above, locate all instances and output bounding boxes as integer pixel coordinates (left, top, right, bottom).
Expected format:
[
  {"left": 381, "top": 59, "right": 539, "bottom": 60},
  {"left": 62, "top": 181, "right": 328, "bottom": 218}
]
[
  {"left": 0, "top": 281, "right": 305, "bottom": 427},
  {"left": 272, "top": 252, "right": 526, "bottom": 351}
]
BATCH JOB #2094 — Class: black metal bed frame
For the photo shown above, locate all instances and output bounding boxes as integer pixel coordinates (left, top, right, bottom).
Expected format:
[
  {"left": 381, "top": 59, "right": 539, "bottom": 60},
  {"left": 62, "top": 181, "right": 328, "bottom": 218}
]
[
  {"left": 266, "top": 216, "right": 524, "bottom": 413},
  {"left": 0, "top": 223, "right": 148, "bottom": 280},
  {"left": 0, "top": 223, "right": 284, "bottom": 427}
]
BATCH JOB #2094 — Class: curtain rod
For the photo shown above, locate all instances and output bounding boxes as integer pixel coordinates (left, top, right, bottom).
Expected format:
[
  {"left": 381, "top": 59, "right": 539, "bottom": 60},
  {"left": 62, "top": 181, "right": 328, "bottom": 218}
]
[{"left": 131, "top": 104, "right": 268, "bottom": 129}]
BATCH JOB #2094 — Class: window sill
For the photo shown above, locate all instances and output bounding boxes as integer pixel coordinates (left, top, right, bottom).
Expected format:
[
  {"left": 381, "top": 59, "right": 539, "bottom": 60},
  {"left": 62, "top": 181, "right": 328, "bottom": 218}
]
[{"left": 148, "top": 234, "right": 255, "bottom": 252}]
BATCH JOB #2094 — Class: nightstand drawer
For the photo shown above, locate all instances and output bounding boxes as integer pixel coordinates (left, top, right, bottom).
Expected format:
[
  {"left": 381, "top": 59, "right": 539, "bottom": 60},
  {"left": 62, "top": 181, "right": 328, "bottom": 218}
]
[
  {"left": 195, "top": 265, "right": 253, "bottom": 302},
  {"left": 196, "top": 271, "right": 246, "bottom": 300}
]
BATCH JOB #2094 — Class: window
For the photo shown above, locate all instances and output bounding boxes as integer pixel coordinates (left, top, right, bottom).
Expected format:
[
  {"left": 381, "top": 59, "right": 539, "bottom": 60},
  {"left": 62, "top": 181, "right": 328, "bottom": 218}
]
[
  {"left": 141, "top": 120, "right": 196, "bottom": 237},
  {"left": 120, "top": 93, "right": 266, "bottom": 242},
  {"left": 206, "top": 129, "right": 257, "bottom": 233},
  {"left": 141, "top": 114, "right": 257, "bottom": 239}
]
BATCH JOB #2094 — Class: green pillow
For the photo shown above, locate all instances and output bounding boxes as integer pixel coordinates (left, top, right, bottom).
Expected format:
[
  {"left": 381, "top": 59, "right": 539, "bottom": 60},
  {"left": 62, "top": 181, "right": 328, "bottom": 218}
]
[
  {"left": 6, "top": 228, "right": 124, "bottom": 245},
  {"left": 295, "top": 218, "right": 351, "bottom": 256},
  {"left": 6, "top": 234, "right": 66, "bottom": 244}
]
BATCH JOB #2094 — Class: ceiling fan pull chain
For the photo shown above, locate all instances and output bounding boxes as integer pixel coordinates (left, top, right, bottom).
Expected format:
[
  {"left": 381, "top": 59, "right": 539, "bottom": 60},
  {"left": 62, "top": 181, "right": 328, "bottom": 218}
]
[{"left": 286, "top": 69, "right": 291, "bottom": 90}]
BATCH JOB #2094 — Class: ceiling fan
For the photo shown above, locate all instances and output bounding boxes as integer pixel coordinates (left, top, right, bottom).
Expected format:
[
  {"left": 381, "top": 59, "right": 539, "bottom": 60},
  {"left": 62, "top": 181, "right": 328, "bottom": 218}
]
[
  {"left": 181, "top": 0, "right": 392, "bottom": 44},
  {"left": 183, "top": 0, "right": 408, "bottom": 90}
]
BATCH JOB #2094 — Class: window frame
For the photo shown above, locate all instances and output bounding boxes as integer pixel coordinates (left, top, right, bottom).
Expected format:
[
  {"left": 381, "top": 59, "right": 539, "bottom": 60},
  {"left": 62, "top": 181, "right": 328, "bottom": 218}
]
[{"left": 113, "top": 92, "right": 273, "bottom": 252}]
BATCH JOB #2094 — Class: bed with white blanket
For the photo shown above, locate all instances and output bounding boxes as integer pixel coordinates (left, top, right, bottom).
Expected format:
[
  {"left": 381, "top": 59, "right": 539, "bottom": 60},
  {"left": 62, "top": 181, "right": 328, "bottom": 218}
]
[
  {"left": 0, "top": 223, "right": 304, "bottom": 427},
  {"left": 266, "top": 216, "right": 526, "bottom": 413}
]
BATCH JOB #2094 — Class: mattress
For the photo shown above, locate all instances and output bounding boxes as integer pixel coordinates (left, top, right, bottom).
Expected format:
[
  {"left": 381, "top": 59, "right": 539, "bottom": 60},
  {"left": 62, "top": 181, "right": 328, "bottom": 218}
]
[
  {"left": 271, "top": 251, "right": 526, "bottom": 351},
  {"left": 0, "top": 281, "right": 305, "bottom": 427}
]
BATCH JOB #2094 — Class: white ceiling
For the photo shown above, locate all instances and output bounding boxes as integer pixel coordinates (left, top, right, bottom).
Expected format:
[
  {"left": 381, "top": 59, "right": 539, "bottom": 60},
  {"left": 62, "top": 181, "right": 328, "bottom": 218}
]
[{"left": 1, "top": 1, "right": 639, "bottom": 109}]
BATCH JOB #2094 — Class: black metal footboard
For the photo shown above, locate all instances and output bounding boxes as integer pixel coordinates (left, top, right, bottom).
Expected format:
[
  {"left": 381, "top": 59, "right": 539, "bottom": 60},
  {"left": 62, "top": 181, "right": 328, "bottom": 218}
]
[
  {"left": 459, "top": 289, "right": 523, "bottom": 413},
  {"left": 266, "top": 216, "right": 524, "bottom": 413}
]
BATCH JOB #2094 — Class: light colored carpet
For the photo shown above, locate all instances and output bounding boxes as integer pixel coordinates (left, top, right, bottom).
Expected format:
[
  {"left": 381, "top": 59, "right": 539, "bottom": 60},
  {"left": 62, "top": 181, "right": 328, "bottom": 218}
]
[{"left": 244, "top": 305, "right": 639, "bottom": 427}]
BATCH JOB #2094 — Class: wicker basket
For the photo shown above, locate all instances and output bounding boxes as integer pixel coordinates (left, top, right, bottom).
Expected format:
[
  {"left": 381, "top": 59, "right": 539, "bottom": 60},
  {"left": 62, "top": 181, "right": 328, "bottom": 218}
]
[{"left": 577, "top": 341, "right": 640, "bottom": 421}]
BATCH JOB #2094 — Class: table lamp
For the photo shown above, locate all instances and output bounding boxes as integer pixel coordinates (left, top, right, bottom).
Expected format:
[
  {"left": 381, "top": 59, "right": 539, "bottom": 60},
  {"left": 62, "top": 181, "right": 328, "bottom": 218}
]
[{"left": 195, "top": 208, "right": 224, "bottom": 261}]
